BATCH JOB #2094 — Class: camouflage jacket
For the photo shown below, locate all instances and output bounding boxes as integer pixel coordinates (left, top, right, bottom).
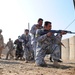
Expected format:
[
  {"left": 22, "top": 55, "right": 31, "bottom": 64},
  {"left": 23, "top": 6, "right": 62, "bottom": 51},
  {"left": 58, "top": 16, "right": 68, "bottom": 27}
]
[
  {"left": 6, "top": 40, "right": 13, "bottom": 50},
  {"left": 20, "top": 34, "right": 31, "bottom": 46},
  {"left": 30, "top": 24, "right": 43, "bottom": 39},
  {"left": 36, "top": 29, "right": 62, "bottom": 50}
]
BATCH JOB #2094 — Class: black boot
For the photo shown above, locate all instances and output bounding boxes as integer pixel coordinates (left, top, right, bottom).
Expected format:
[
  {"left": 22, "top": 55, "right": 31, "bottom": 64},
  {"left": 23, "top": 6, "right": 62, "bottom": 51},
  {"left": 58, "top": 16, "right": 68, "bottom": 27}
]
[{"left": 57, "top": 59, "right": 63, "bottom": 62}]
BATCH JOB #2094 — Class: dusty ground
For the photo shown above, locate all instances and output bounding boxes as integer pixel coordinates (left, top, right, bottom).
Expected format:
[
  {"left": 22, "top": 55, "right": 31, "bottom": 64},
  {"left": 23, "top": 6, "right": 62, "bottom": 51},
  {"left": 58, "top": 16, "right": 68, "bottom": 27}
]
[{"left": 0, "top": 56, "right": 75, "bottom": 75}]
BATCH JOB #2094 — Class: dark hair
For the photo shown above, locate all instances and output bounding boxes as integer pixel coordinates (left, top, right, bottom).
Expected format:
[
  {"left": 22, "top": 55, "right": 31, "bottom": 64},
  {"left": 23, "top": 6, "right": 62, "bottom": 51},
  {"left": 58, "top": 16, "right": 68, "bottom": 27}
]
[
  {"left": 0, "top": 29, "right": 2, "bottom": 33},
  {"left": 25, "top": 29, "right": 29, "bottom": 32},
  {"left": 9, "top": 38, "right": 11, "bottom": 40},
  {"left": 38, "top": 18, "right": 43, "bottom": 22},
  {"left": 44, "top": 21, "right": 52, "bottom": 27}
]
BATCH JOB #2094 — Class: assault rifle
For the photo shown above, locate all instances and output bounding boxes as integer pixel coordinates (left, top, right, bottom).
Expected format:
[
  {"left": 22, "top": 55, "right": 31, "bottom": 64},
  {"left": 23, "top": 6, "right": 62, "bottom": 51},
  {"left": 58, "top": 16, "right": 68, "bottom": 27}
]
[
  {"left": 39, "top": 30, "right": 75, "bottom": 48},
  {"left": 40, "top": 30, "right": 75, "bottom": 36},
  {"left": 50, "top": 30, "right": 75, "bottom": 48},
  {"left": 47, "top": 30, "right": 75, "bottom": 34}
]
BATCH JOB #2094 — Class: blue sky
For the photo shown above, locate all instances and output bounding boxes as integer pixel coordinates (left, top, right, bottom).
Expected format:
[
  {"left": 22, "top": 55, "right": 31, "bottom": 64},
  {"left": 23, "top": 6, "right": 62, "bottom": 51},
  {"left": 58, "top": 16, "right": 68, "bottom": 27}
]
[{"left": 0, "top": 0, "right": 75, "bottom": 43}]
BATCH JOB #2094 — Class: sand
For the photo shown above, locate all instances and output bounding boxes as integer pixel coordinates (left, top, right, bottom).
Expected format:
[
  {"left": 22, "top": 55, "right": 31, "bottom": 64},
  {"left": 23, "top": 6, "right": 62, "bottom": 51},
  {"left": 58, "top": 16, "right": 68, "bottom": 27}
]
[{"left": 0, "top": 56, "right": 75, "bottom": 75}]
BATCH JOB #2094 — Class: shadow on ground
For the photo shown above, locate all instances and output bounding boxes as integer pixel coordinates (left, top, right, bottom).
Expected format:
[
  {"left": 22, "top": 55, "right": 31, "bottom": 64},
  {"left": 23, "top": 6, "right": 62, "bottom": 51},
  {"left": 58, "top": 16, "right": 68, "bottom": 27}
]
[
  {"left": 65, "top": 63, "right": 75, "bottom": 65},
  {"left": 0, "top": 59, "right": 22, "bottom": 65},
  {"left": 47, "top": 64, "right": 73, "bottom": 69}
]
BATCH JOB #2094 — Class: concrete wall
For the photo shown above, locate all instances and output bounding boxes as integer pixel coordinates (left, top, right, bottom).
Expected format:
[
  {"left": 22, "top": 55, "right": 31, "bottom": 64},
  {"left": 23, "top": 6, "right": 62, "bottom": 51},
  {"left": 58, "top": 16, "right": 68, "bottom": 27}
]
[
  {"left": 61, "top": 38, "right": 69, "bottom": 60},
  {"left": 69, "top": 36, "right": 75, "bottom": 60},
  {"left": 61, "top": 36, "right": 75, "bottom": 61}
]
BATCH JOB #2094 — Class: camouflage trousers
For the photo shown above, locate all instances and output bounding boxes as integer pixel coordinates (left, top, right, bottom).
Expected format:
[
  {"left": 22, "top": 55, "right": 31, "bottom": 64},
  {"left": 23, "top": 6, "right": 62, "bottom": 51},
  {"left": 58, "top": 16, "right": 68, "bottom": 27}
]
[
  {"left": 32, "top": 41, "right": 37, "bottom": 60},
  {"left": 0, "top": 49, "right": 2, "bottom": 58},
  {"left": 0, "top": 46, "right": 4, "bottom": 58},
  {"left": 6, "top": 49, "right": 14, "bottom": 59},
  {"left": 35, "top": 44, "right": 60, "bottom": 65},
  {"left": 23, "top": 45, "right": 33, "bottom": 61}
]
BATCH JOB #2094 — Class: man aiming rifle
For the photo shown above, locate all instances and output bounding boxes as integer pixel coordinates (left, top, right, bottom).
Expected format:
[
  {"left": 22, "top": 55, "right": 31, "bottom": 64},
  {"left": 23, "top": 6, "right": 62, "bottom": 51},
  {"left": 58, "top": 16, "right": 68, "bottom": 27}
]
[{"left": 35, "top": 21, "right": 67, "bottom": 67}]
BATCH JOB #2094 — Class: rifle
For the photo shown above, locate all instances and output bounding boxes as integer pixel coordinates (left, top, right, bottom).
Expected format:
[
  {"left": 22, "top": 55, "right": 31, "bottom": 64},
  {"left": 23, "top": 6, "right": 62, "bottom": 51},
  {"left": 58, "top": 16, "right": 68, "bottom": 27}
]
[
  {"left": 39, "top": 29, "right": 75, "bottom": 48},
  {"left": 40, "top": 30, "right": 75, "bottom": 36},
  {"left": 48, "top": 30, "right": 75, "bottom": 34},
  {"left": 49, "top": 30, "right": 75, "bottom": 48}
]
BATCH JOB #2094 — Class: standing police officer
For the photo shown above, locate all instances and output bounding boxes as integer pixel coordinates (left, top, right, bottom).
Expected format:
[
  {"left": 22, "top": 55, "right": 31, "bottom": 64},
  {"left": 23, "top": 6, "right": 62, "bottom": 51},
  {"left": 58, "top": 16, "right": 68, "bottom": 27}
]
[
  {"left": 20, "top": 29, "right": 32, "bottom": 63},
  {"left": 6, "top": 38, "right": 14, "bottom": 60},
  {"left": 30, "top": 18, "right": 43, "bottom": 60},
  {"left": 0, "top": 29, "right": 4, "bottom": 59}
]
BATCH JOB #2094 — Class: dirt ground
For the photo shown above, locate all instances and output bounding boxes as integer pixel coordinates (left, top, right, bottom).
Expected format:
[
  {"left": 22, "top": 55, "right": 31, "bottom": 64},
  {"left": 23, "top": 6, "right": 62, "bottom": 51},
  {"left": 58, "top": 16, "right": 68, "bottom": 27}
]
[{"left": 0, "top": 56, "right": 75, "bottom": 75}]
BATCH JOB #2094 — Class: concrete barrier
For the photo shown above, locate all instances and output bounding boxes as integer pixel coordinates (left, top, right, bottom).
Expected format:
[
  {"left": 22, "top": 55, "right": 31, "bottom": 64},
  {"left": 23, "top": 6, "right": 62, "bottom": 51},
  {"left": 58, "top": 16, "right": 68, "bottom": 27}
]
[
  {"left": 69, "top": 36, "right": 75, "bottom": 60},
  {"left": 61, "top": 38, "right": 69, "bottom": 60}
]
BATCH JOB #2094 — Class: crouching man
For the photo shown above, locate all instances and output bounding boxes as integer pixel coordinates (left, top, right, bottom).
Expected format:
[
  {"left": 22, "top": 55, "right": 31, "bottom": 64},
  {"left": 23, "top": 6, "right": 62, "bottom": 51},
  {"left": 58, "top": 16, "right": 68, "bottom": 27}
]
[{"left": 35, "top": 21, "right": 67, "bottom": 67}]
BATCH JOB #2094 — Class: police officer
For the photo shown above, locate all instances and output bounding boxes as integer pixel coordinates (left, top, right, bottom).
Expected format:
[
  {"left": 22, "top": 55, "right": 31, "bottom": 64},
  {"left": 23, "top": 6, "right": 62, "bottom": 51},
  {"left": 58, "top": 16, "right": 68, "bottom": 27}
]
[
  {"left": 0, "top": 29, "right": 4, "bottom": 59},
  {"left": 6, "top": 38, "right": 14, "bottom": 60},
  {"left": 35, "top": 21, "right": 67, "bottom": 67},
  {"left": 20, "top": 29, "right": 32, "bottom": 63},
  {"left": 30, "top": 18, "right": 43, "bottom": 60}
]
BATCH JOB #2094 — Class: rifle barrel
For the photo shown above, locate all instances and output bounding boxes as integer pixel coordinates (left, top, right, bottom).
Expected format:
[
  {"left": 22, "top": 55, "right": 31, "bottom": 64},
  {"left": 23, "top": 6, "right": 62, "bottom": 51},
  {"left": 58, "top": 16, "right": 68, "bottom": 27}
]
[
  {"left": 50, "top": 30, "right": 75, "bottom": 34},
  {"left": 70, "top": 32, "right": 75, "bottom": 34}
]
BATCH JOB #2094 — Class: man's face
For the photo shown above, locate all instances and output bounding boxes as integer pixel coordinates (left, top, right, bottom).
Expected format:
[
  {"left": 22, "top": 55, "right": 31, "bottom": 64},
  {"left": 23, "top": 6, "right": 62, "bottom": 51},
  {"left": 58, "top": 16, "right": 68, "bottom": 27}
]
[
  {"left": 25, "top": 31, "right": 29, "bottom": 35},
  {"left": 45, "top": 23, "right": 52, "bottom": 30},
  {"left": 38, "top": 20, "right": 43, "bottom": 26}
]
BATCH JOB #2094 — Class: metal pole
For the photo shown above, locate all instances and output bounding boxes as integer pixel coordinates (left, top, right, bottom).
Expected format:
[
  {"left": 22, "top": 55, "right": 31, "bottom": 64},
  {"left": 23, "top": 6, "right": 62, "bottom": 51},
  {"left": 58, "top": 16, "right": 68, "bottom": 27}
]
[{"left": 28, "top": 22, "right": 30, "bottom": 30}]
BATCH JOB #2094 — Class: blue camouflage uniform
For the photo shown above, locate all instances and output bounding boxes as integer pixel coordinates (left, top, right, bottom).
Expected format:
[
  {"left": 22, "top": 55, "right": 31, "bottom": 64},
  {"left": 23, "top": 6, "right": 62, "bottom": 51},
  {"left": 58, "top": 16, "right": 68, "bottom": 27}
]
[
  {"left": 20, "top": 34, "right": 32, "bottom": 61},
  {"left": 30, "top": 24, "right": 43, "bottom": 59},
  {"left": 35, "top": 29, "right": 62, "bottom": 66}
]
